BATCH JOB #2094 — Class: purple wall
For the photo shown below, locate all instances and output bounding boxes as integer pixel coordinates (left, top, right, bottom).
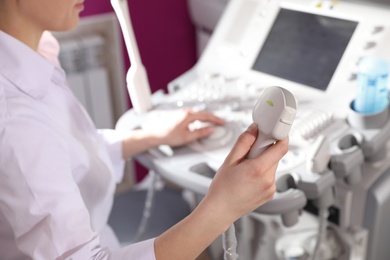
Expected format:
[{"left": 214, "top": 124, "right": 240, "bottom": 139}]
[
  {"left": 81, "top": 1, "right": 197, "bottom": 182},
  {"left": 81, "top": 0, "right": 197, "bottom": 96}
]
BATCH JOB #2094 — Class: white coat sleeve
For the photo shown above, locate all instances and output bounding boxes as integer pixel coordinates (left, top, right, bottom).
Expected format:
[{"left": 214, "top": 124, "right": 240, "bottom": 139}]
[{"left": 97, "top": 129, "right": 127, "bottom": 183}]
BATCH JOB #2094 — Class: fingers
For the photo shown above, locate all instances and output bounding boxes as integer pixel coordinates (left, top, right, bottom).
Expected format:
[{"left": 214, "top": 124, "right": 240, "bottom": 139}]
[
  {"left": 259, "top": 137, "right": 289, "bottom": 165},
  {"left": 224, "top": 125, "right": 289, "bottom": 172},
  {"left": 179, "top": 109, "right": 226, "bottom": 143},
  {"left": 224, "top": 123, "right": 258, "bottom": 164},
  {"left": 250, "top": 137, "right": 289, "bottom": 174},
  {"left": 182, "top": 110, "right": 225, "bottom": 126},
  {"left": 189, "top": 126, "right": 215, "bottom": 140}
]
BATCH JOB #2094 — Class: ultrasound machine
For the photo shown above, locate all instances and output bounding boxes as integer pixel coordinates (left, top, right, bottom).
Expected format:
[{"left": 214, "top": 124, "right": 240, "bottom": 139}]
[{"left": 114, "top": 0, "right": 390, "bottom": 259}]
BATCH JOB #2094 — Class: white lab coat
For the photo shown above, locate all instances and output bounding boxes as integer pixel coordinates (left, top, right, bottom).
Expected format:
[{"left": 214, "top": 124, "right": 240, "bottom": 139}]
[{"left": 0, "top": 31, "right": 156, "bottom": 259}]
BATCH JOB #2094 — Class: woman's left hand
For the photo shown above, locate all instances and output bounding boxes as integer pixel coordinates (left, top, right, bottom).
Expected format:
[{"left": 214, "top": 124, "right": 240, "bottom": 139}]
[{"left": 155, "top": 109, "right": 225, "bottom": 147}]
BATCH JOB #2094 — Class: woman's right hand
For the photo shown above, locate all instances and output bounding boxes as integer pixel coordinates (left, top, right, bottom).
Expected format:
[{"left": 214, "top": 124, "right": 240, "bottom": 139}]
[
  {"left": 154, "top": 123, "right": 289, "bottom": 260},
  {"left": 198, "top": 122, "right": 289, "bottom": 231}
]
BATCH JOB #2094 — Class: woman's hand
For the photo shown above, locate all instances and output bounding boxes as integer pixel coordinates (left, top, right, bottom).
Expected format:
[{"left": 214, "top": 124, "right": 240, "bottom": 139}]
[
  {"left": 121, "top": 109, "right": 225, "bottom": 158},
  {"left": 153, "top": 109, "right": 225, "bottom": 147},
  {"left": 154, "top": 123, "right": 289, "bottom": 260},
  {"left": 197, "top": 123, "right": 289, "bottom": 230}
]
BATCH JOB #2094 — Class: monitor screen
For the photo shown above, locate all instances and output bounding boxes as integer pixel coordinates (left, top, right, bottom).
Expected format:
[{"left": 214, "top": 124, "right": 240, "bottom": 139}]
[{"left": 252, "top": 8, "right": 358, "bottom": 90}]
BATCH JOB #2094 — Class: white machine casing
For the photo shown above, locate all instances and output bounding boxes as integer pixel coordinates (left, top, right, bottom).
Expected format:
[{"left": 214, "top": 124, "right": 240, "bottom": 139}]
[
  {"left": 172, "top": 0, "right": 390, "bottom": 117},
  {"left": 116, "top": 0, "right": 390, "bottom": 259}
]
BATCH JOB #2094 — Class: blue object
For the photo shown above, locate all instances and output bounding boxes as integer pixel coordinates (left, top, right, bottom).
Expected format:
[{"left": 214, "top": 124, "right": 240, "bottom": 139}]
[{"left": 354, "top": 56, "right": 390, "bottom": 114}]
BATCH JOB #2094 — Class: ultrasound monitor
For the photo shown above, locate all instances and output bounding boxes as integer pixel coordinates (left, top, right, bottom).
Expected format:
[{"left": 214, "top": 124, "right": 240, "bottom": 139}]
[
  {"left": 175, "top": 0, "right": 390, "bottom": 116},
  {"left": 252, "top": 8, "right": 358, "bottom": 91}
]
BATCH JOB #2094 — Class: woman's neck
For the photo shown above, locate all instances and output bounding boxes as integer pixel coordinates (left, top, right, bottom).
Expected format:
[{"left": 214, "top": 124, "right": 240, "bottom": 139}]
[{"left": 0, "top": 5, "right": 43, "bottom": 51}]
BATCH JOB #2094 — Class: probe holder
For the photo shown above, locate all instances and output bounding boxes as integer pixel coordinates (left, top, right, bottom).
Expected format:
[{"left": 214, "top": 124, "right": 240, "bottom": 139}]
[
  {"left": 330, "top": 132, "right": 364, "bottom": 185},
  {"left": 254, "top": 173, "right": 307, "bottom": 227},
  {"left": 296, "top": 167, "right": 336, "bottom": 209},
  {"left": 347, "top": 100, "right": 390, "bottom": 162}
]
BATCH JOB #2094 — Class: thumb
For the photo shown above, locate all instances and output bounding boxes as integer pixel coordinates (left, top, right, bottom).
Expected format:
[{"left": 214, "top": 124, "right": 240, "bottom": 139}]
[{"left": 224, "top": 123, "right": 258, "bottom": 164}]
